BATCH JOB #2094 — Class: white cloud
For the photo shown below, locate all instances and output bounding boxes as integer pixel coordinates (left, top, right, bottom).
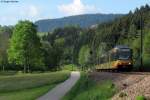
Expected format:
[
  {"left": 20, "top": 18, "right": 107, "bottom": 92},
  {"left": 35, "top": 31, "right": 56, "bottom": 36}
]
[
  {"left": 28, "top": 5, "right": 39, "bottom": 17},
  {"left": 0, "top": 5, "right": 41, "bottom": 25},
  {"left": 20, "top": 5, "right": 39, "bottom": 18},
  {"left": 58, "top": 0, "right": 97, "bottom": 16}
]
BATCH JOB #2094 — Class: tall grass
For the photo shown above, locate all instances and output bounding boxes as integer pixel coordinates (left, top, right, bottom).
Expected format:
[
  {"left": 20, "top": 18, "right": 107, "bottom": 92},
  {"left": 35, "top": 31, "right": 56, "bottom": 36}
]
[
  {"left": 0, "top": 71, "right": 69, "bottom": 93},
  {"left": 63, "top": 73, "right": 117, "bottom": 100},
  {"left": 0, "top": 85, "right": 54, "bottom": 100},
  {"left": 0, "top": 71, "right": 70, "bottom": 100}
]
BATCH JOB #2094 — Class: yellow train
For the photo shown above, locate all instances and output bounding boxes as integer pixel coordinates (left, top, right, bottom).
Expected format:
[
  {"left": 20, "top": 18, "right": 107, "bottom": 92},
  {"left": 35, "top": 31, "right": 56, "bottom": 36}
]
[{"left": 96, "top": 45, "right": 133, "bottom": 71}]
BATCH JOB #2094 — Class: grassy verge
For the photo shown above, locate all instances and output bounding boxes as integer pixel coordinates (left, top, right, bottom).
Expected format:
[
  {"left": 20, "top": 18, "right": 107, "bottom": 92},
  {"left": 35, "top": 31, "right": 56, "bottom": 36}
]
[
  {"left": 0, "top": 71, "right": 70, "bottom": 100},
  {"left": 62, "top": 64, "right": 79, "bottom": 71},
  {"left": 0, "top": 71, "right": 18, "bottom": 76},
  {"left": 63, "top": 73, "right": 117, "bottom": 100}
]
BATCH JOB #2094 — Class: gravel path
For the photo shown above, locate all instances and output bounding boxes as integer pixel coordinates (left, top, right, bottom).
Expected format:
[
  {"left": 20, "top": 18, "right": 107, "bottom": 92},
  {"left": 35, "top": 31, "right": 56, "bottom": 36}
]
[
  {"left": 37, "top": 71, "right": 80, "bottom": 100},
  {"left": 112, "top": 74, "right": 150, "bottom": 100},
  {"left": 90, "top": 72, "right": 150, "bottom": 100}
]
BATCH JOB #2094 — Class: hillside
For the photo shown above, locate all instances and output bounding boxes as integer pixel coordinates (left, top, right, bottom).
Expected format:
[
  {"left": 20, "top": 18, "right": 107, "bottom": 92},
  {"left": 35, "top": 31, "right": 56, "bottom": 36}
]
[
  {"left": 35, "top": 14, "right": 123, "bottom": 32},
  {"left": 39, "top": 4, "right": 150, "bottom": 71}
]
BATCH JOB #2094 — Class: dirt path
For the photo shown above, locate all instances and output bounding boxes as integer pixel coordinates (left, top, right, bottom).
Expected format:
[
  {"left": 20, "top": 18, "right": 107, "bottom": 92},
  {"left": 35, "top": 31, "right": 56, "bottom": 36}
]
[{"left": 37, "top": 71, "right": 80, "bottom": 100}]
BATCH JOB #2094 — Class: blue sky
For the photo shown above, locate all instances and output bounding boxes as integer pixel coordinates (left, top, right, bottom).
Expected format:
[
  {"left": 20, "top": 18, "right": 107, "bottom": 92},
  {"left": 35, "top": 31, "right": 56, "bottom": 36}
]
[{"left": 0, "top": 0, "right": 149, "bottom": 25}]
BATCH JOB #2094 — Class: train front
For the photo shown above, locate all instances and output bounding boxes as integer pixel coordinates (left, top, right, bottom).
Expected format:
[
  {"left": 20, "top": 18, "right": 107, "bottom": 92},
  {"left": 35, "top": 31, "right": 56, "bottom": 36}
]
[{"left": 113, "top": 46, "right": 133, "bottom": 71}]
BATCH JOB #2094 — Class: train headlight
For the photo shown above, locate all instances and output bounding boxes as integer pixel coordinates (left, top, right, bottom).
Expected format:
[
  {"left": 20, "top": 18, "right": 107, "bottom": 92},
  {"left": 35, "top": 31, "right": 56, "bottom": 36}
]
[{"left": 129, "top": 62, "right": 131, "bottom": 65}]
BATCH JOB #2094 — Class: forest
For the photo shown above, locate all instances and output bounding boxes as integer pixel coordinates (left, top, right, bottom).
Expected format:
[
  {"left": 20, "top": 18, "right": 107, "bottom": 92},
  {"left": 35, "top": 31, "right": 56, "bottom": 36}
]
[
  {"left": 35, "top": 14, "right": 122, "bottom": 32},
  {"left": 0, "top": 4, "right": 150, "bottom": 72}
]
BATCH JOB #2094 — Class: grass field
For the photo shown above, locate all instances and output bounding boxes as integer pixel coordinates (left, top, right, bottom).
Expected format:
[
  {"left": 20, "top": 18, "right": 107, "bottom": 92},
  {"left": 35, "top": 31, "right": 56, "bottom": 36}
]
[
  {"left": 0, "top": 71, "right": 70, "bottom": 100},
  {"left": 63, "top": 73, "right": 117, "bottom": 100}
]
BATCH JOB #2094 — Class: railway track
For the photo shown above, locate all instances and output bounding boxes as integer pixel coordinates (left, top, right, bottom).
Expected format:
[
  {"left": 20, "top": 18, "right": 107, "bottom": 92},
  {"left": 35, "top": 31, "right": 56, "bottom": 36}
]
[{"left": 95, "top": 68, "right": 150, "bottom": 75}]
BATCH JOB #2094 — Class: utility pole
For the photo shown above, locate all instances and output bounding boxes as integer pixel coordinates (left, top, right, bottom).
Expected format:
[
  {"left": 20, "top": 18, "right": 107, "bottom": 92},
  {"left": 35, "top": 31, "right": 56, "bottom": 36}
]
[{"left": 140, "top": 12, "right": 144, "bottom": 71}]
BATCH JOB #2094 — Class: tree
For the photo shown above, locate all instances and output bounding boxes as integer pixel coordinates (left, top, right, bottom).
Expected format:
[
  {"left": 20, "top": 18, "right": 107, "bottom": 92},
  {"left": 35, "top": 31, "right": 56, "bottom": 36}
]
[
  {"left": 143, "top": 32, "right": 150, "bottom": 68},
  {"left": 144, "top": 32, "right": 150, "bottom": 56},
  {"left": 46, "top": 26, "right": 81, "bottom": 65},
  {"left": 8, "top": 21, "right": 45, "bottom": 72},
  {"left": 78, "top": 45, "right": 91, "bottom": 70},
  {"left": 0, "top": 26, "right": 12, "bottom": 71}
]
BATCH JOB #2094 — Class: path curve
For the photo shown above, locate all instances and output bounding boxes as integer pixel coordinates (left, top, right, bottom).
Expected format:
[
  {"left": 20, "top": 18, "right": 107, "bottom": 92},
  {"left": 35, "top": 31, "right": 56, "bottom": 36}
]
[{"left": 37, "top": 71, "right": 80, "bottom": 100}]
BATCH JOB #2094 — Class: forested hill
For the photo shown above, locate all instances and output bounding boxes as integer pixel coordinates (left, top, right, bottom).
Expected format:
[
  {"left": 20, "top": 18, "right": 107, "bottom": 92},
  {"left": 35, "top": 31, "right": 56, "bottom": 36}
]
[
  {"left": 40, "top": 4, "right": 150, "bottom": 70},
  {"left": 35, "top": 14, "right": 123, "bottom": 32}
]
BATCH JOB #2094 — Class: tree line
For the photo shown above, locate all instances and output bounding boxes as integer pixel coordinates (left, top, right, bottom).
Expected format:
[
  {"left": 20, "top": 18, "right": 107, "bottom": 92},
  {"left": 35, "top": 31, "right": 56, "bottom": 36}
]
[{"left": 0, "top": 4, "right": 150, "bottom": 72}]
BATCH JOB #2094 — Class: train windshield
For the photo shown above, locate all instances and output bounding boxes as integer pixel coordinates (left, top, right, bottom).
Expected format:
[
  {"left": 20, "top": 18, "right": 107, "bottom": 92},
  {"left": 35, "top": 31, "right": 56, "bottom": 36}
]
[{"left": 118, "top": 49, "right": 131, "bottom": 60}]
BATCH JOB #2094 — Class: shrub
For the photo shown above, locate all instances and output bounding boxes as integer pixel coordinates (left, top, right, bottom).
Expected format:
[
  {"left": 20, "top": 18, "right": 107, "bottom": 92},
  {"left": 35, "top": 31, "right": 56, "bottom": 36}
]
[{"left": 136, "top": 95, "right": 146, "bottom": 100}]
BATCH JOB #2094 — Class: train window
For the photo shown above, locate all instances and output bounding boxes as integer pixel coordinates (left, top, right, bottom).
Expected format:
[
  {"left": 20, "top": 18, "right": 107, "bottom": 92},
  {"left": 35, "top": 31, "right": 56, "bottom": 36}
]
[
  {"left": 110, "top": 52, "right": 118, "bottom": 61},
  {"left": 118, "top": 49, "right": 131, "bottom": 60}
]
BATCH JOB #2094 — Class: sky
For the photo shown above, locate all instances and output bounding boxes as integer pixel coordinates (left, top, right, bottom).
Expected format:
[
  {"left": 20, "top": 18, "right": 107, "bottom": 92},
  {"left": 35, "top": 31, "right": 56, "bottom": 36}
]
[{"left": 0, "top": 0, "right": 149, "bottom": 25}]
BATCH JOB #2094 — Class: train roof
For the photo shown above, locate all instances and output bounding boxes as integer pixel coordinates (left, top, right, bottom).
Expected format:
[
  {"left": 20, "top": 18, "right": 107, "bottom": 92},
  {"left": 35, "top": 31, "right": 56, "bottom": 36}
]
[{"left": 114, "top": 45, "right": 130, "bottom": 49}]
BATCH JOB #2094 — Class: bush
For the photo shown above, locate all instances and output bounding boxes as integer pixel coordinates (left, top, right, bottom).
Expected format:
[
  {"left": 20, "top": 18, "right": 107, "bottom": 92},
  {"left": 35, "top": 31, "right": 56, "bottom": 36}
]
[
  {"left": 136, "top": 95, "right": 146, "bottom": 100},
  {"left": 143, "top": 55, "right": 150, "bottom": 71}
]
